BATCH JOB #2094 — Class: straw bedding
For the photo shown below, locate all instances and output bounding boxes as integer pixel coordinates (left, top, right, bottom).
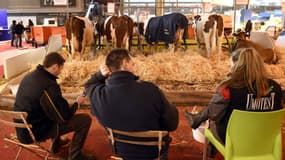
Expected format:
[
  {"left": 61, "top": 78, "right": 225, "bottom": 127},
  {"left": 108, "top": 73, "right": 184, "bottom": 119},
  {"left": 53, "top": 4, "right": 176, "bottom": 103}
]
[{"left": 56, "top": 46, "right": 285, "bottom": 93}]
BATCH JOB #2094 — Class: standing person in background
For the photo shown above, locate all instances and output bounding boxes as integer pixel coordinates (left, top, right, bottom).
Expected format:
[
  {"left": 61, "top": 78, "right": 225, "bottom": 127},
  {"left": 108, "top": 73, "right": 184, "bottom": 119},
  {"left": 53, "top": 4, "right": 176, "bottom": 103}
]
[
  {"left": 14, "top": 21, "right": 25, "bottom": 48},
  {"left": 84, "top": 48, "right": 179, "bottom": 160},
  {"left": 245, "top": 20, "right": 252, "bottom": 38},
  {"left": 9, "top": 20, "right": 17, "bottom": 47},
  {"left": 24, "top": 19, "right": 35, "bottom": 43},
  {"left": 185, "top": 48, "right": 283, "bottom": 156},
  {"left": 28, "top": 19, "right": 34, "bottom": 27}
]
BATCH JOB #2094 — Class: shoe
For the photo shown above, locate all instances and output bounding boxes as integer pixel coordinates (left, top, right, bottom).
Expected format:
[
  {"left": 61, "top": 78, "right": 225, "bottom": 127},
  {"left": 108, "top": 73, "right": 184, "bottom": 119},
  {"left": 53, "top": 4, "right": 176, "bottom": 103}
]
[
  {"left": 74, "top": 153, "right": 96, "bottom": 160},
  {"left": 184, "top": 110, "right": 202, "bottom": 129},
  {"left": 50, "top": 137, "right": 70, "bottom": 153}
]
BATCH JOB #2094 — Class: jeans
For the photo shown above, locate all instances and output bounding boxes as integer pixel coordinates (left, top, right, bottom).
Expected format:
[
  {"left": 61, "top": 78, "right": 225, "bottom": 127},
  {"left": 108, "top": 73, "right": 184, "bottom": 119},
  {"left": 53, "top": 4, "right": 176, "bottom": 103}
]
[{"left": 46, "top": 113, "right": 92, "bottom": 160}]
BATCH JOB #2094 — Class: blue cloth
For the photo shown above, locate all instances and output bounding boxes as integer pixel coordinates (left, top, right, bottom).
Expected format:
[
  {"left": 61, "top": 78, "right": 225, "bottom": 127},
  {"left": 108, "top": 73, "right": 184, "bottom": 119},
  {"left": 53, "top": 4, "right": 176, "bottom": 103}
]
[
  {"left": 145, "top": 13, "right": 188, "bottom": 44},
  {"left": 240, "top": 9, "right": 252, "bottom": 22}
]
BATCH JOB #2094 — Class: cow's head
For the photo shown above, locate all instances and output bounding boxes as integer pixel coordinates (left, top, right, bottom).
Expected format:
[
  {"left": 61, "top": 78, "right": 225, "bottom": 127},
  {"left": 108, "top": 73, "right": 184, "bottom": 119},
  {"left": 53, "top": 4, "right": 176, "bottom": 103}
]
[
  {"left": 194, "top": 15, "right": 201, "bottom": 22},
  {"left": 232, "top": 29, "right": 247, "bottom": 40}
]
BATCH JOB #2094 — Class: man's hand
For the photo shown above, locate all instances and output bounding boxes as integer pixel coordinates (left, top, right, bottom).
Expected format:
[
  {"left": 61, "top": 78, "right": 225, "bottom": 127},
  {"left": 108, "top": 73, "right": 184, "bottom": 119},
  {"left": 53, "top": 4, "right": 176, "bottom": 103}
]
[
  {"left": 76, "top": 95, "right": 87, "bottom": 105},
  {"left": 100, "top": 64, "right": 111, "bottom": 77}
]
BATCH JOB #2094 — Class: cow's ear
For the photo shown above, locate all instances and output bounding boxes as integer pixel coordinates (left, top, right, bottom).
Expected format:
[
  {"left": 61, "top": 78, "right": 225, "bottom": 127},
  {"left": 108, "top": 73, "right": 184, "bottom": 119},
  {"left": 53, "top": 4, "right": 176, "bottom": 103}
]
[{"left": 194, "top": 15, "right": 200, "bottom": 21}]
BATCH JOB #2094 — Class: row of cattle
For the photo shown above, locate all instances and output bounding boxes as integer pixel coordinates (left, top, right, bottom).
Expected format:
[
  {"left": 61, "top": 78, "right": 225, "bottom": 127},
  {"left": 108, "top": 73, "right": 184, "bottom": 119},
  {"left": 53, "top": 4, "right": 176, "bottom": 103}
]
[
  {"left": 64, "top": 13, "right": 223, "bottom": 59},
  {"left": 64, "top": 13, "right": 277, "bottom": 64}
]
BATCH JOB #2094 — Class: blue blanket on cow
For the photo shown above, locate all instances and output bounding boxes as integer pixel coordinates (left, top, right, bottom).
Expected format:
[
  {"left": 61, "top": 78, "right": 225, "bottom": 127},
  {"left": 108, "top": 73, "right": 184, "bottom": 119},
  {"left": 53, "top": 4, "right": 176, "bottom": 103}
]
[{"left": 145, "top": 13, "right": 188, "bottom": 44}]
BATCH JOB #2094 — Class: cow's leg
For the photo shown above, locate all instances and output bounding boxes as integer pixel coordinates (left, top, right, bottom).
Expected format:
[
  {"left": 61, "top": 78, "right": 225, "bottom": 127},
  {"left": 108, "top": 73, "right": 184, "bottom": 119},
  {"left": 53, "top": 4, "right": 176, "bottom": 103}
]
[
  {"left": 66, "top": 39, "right": 71, "bottom": 54},
  {"left": 110, "top": 24, "right": 116, "bottom": 48},
  {"left": 216, "top": 36, "right": 222, "bottom": 61},
  {"left": 169, "top": 43, "right": 175, "bottom": 53},
  {"left": 174, "top": 28, "right": 184, "bottom": 51},
  {"left": 137, "top": 34, "right": 142, "bottom": 50},
  {"left": 154, "top": 41, "right": 158, "bottom": 52},
  {"left": 122, "top": 32, "right": 130, "bottom": 51},
  {"left": 71, "top": 34, "right": 76, "bottom": 60},
  {"left": 203, "top": 33, "right": 211, "bottom": 58},
  {"left": 128, "top": 35, "right": 132, "bottom": 51}
]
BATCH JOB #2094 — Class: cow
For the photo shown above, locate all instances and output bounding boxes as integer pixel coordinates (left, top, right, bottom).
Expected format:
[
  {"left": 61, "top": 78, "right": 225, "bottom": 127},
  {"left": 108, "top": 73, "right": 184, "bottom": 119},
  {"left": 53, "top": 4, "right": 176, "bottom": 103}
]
[
  {"left": 193, "top": 14, "right": 224, "bottom": 60},
  {"left": 94, "top": 15, "right": 134, "bottom": 51},
  {"left": 136, "top": 12, "right": 188, "bottom": 52},
  {"left": 232, "top": 31, "right": 277, "bottom": 64},
  {"left": 65, "top": 16, "right": 96, "bottom": 60}
]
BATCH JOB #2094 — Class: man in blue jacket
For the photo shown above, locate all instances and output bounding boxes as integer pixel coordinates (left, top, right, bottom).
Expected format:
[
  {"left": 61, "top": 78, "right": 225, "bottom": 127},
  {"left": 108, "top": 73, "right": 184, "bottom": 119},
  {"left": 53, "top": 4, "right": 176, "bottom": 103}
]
[
  {"left": 85, "top": 48, "right": 179, "bottom": 159},
  {"left": 14, "top": 52, "right": 94, "bottom": 160}
]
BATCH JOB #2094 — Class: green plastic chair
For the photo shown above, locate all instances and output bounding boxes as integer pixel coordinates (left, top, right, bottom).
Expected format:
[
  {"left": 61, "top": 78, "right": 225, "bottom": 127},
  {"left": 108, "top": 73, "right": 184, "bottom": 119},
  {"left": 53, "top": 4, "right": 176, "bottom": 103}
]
[{"left": 203, "top": 109, "right": 285, "bottom": 160}]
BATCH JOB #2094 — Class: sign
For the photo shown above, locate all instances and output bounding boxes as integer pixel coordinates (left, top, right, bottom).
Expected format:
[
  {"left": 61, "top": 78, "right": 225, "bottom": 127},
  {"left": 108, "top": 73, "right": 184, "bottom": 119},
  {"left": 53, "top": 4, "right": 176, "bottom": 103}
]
[
  {"left": 107, "top": 3, "right": 115, "bottom": 14},
  {"left": 236, "top": 0, "right": 249, "bottom": 5},
  {"left": 54, "top": 0, "right": 67, "bottom": 6},
  {"left": 40, "top": 0, "right": 75, "bottom": 6}
]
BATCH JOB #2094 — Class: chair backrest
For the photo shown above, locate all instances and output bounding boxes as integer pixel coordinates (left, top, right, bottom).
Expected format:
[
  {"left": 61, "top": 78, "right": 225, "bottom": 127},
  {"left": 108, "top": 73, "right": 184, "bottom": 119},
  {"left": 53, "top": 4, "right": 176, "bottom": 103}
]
[
  {"left": 225, "top": 109, "right": 285, "bottom": 159},
  {"left": 106, "top": 127, "right": 169, "bottom": 159},
  {"left": 0, "top": 109, "right": 36, "bottom": 142}
]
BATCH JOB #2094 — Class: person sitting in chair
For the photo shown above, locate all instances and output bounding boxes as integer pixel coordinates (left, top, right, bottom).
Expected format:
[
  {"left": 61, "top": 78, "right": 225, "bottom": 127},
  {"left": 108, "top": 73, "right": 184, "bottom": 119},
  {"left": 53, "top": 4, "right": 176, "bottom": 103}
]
[
  {"left": 14, "top": 52, "right": 95, "bottom": 160},
  {"left": 185, "top": 48, "right": 283, "bottom": 156},
  {"left": 84, "top": 48, "right": 179, "bottom": 160}
]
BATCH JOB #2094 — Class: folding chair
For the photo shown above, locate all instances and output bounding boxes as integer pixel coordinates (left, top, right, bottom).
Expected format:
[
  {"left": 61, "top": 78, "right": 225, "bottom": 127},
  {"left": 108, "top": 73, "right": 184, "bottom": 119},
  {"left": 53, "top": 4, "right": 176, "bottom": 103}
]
[
  {"left": 0, "top": 109, "right": 62, "bottom": 160},
  {"left": 106, "top": 127, "right": 169, "bottom": 160}
]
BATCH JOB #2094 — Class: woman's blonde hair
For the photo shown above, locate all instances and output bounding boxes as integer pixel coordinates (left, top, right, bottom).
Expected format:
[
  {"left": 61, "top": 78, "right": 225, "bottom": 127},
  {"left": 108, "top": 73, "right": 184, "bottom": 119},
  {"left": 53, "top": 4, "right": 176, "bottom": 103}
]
[{"left": 219, "top": 48, "right": 269, "bottom": 98}]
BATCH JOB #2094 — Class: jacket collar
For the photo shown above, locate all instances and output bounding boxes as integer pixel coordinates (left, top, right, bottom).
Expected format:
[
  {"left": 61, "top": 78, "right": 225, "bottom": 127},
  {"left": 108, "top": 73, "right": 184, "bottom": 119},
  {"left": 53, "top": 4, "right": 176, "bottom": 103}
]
[
  {"left": 107, "top": 71, "right": 139, "bottom": 85},
  {"left": 37, "top": 64, "right": 58, "bottom": 81}
]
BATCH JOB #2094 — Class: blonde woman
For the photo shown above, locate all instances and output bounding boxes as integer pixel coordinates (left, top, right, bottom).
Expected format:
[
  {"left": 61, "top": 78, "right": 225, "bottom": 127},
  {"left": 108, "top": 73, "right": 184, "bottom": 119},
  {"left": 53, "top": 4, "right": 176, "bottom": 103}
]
[{"left": 185, "top": 48, "right": 283, "bottom": 145}]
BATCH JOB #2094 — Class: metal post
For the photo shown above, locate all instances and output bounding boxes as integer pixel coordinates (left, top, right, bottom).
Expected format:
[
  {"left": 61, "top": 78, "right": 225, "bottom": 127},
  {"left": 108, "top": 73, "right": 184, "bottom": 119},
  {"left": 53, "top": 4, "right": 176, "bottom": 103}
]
[{"left": 233, "top": 0, "right": 237, "bottom": 33}]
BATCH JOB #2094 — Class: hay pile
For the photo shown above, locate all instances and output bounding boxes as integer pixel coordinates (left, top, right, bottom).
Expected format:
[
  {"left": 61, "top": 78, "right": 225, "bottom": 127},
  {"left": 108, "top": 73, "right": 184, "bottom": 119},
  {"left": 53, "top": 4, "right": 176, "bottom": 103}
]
[
  {"left": 265, "top": 46, "right": 285, "bottom": 88},
  {"left": 58, "top": 48, "right": 232, "bottom": 93},
  {"left": 27, "top": 46, "right": 285, "bottom": 93}
]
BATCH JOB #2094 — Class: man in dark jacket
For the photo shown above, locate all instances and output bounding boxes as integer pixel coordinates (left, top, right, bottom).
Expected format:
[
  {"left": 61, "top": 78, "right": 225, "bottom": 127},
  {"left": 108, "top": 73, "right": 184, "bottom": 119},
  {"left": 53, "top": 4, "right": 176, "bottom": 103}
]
[
  {"left": 85, "top": 48, "right": 179, "bottom": 159},
  {"left": 9, "top": 20, "right": 17, "bottom": 47},
  {"left": 14, "top": 52, "right": 94, "bottom": 160},
  {"left": 14, "top": 21, "right": 25, "bottom": 48}
]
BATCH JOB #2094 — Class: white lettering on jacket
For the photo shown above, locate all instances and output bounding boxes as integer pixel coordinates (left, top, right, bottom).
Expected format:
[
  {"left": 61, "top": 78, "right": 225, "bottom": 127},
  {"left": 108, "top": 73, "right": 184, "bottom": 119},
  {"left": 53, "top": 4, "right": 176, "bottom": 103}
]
[{"left": 246, "top": 93, "right": 275, "bottom": 110}]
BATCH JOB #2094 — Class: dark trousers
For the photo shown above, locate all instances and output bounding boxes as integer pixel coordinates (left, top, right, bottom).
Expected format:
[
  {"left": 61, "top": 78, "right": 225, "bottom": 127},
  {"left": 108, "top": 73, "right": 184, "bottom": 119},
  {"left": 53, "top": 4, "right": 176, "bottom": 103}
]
[
  {"left": 46, "top": 113, "right": 92, "bottom": 160},
  {"left": 15, "top": 34, "right": 22, "bottom": 47},
  {"left": 11, "top": 33, "right": 16, "bottom": 46}
]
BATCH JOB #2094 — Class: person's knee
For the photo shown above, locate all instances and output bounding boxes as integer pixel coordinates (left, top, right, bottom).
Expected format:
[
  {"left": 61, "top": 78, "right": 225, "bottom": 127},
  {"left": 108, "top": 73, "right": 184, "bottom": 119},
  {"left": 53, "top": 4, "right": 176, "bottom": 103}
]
[{"left": 78, "top": 114, "right": 92, "bottom": 127}]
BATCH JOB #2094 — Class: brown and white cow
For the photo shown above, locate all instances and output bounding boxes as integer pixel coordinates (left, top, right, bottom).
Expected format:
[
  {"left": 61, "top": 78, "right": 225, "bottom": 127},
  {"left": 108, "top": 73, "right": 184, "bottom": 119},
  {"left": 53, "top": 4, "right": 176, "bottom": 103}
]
[
  {"left": 103, "top": 15, "right": 134, "bottom": 50},
  {"left": 232, "top": 31, "right": 277, "bottom": 64},
  {"left": 65, "top": 16, "right": 96, "bottom": 60},
  {"left": 193, "top": 14, "right": 224, "bottom": 60}
]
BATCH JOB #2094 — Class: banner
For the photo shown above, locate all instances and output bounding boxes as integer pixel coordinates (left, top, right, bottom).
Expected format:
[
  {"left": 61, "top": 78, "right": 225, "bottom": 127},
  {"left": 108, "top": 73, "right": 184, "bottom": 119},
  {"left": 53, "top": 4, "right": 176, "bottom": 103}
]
[
  {"left": 40, "top": 0, "right": 75, "bottom": 6},
  {"left": 107, "top": 3, "right": 115, "bottom": 14},
  {"left": 236, "top": 0, "right": 249, "bottom": 5},
  {"left": 54, "top": 0, "right": 67, "bottom": 6}
]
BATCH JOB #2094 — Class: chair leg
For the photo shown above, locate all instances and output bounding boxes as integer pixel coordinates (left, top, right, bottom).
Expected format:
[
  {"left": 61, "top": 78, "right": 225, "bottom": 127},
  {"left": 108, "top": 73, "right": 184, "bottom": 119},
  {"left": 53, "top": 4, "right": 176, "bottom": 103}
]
[
  {"left": 203, "top": 138, "right": 209, "bottom": 160},
  {"left": 15, "top": 146, "right": 23, "bottom": 160}
]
